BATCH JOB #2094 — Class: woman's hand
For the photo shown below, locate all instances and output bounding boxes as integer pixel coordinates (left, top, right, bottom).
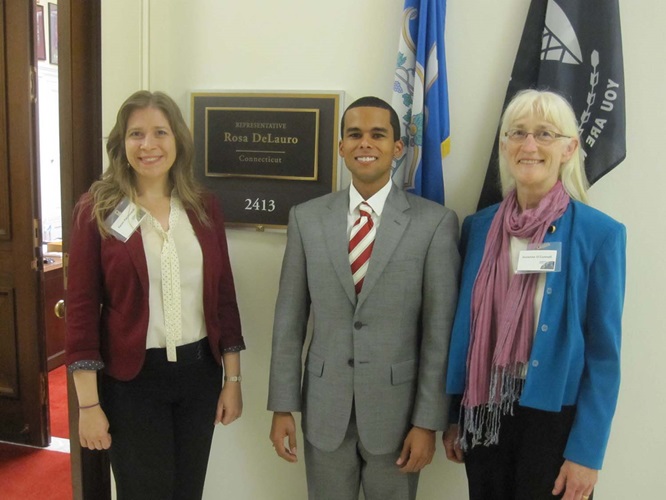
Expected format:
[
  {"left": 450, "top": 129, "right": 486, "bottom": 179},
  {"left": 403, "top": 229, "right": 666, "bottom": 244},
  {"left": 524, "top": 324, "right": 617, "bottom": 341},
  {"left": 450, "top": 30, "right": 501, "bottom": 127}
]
[
  {"left": 73, "top": 369, "right": 110, "bottom": 450},
  {"left": 78, "top": 405, "right": 112, "bottom": 450},
  {"left": 552, "top": 459, "right": 598, "bottom": 500},
  {"left": 442, "top": 424, "right": 464, "bottom": 463},
  {"left": 215, "top": 381, "right": 243, "bottom": 425}
]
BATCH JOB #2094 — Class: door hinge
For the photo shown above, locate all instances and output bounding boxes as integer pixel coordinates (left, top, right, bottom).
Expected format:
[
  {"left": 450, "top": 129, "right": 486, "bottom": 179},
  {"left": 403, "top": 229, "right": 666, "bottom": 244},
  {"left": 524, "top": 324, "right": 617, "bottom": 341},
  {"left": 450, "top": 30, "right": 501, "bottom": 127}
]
[
  {"left": 33, "top": 218, "right": 40, "bottom": 248},
  {"left": 33, "top": 219, "right": 41, "bottom": 271},
  {"left": 30, "top": 66, "right": 37, "bottom": 104}
]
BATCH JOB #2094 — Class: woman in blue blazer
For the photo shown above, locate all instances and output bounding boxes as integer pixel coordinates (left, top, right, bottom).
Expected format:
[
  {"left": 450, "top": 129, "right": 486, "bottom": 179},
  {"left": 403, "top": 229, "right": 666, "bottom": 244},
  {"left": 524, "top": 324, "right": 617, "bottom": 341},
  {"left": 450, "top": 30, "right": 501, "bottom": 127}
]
[{"left": 443, "top": 90, "right": 626, "bottom": 500}]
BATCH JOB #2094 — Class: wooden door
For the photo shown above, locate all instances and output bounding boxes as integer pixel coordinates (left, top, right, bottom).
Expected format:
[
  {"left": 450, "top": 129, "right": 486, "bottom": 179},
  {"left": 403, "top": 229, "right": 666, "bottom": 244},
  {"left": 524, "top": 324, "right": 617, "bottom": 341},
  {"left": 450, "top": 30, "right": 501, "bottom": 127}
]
[{"left": 0, "top": 0, "right": 49, "bottom": 448}]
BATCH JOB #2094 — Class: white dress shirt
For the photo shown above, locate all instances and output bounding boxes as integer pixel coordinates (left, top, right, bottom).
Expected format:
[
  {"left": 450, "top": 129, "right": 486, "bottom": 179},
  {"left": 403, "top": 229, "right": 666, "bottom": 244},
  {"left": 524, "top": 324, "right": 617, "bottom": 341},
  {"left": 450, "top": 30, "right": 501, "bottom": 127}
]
[{"left": 347, "top": 179, "right": 394, "bottom": 236}]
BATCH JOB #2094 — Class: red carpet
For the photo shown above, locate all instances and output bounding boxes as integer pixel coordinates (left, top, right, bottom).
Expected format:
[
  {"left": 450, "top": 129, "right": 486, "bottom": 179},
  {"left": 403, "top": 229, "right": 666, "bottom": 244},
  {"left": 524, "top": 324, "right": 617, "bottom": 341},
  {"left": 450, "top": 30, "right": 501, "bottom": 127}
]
[
  {"left": 0, "top": 442, "right": 72, "bottom": 499},
  {"left": 0, "top": 366, "right": 72, "bottom": 499},
  {"left": 48, "top": 365, "right": 70, "bottom": 439}
]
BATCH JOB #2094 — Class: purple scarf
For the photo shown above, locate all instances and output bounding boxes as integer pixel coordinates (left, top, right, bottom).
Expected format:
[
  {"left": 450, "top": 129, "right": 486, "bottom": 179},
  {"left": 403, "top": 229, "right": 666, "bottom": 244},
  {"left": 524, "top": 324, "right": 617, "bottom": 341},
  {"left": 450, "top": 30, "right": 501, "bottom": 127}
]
[{"left": 460, "top": 181, "right": 570, "bottom": 449}]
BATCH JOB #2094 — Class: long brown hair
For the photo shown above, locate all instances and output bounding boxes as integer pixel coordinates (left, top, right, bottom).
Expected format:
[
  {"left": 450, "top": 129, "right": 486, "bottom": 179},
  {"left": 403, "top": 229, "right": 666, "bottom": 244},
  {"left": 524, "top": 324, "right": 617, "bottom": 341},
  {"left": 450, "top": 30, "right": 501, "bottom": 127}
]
[{"left": 88, "top": 90, "right": 208, "bottom": 235}]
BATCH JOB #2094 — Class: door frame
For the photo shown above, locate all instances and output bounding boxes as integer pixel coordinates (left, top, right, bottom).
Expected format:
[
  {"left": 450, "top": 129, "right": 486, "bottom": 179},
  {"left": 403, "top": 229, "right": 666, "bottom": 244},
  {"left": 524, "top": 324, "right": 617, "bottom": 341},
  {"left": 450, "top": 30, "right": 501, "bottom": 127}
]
[{"left": 58, "top": 1, "right": 110, "bottom": 498}]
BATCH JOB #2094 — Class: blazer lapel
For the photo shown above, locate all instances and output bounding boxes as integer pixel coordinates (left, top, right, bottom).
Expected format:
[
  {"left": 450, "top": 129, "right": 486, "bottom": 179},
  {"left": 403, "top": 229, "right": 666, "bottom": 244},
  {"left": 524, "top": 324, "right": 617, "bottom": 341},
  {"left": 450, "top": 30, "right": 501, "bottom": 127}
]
[
  {"left": 125, "top": 228, "right": 150, "bottom": 294},
  {"left": 323, "top": 191, "right": 357, "bottom": 306},
  {"left": 187, "top": 208, "right": 216, "bottom": 303},
  {"left": 357, "top": 185, "right": 410, "bottom": 306}
]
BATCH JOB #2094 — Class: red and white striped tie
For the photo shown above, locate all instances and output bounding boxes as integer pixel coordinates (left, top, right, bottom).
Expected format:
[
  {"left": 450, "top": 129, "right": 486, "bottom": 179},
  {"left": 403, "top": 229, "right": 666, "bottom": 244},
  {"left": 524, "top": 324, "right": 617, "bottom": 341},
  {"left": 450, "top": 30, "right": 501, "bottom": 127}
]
[{"left": 349, "top": 202, "right": 376, "bottom": 295}]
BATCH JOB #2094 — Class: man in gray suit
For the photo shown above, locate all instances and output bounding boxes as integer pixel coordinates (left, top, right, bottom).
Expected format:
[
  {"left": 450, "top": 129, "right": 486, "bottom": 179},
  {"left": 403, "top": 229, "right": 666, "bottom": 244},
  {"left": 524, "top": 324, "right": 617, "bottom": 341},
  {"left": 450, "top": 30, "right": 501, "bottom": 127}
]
[{"left": 268, "top": 96, "right": 460, "bottom": 500}]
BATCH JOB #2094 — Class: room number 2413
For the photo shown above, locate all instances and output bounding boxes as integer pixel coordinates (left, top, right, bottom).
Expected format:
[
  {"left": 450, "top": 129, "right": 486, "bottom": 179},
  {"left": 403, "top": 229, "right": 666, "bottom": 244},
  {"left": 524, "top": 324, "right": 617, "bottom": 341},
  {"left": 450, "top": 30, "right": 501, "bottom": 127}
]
[{"left": 244, "top": 198, "right": 276, "bottom": 212}]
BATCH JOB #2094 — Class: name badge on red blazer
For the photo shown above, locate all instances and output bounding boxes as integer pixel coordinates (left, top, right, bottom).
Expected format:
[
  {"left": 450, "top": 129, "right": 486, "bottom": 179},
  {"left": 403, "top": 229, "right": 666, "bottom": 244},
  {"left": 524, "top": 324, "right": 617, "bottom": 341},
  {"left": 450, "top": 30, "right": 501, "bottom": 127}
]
[{"left": 104, "top": 197, "right": 146, "bottom": 242}]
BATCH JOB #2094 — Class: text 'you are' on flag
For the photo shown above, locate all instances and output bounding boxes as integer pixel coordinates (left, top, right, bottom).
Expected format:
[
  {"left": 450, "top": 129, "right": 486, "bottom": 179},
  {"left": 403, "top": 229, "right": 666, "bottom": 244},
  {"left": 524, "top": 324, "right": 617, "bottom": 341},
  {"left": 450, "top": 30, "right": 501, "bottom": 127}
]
[{"left": 478, "top": 0, "right": 626, "bottom": 209}]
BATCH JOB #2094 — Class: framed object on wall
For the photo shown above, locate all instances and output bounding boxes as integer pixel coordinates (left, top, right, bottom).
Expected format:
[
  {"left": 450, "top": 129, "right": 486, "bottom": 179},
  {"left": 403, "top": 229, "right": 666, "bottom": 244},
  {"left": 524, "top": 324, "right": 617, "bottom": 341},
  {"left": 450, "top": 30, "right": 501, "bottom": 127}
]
[
  {"left": 48, "top": 3, "right": 58, "bottom": 65},
  {"left": 36, "top": 4, "right": 46, "bottom": 61},
  {"left": 191, "top": 91, "right": 344, "bottom": 229}
]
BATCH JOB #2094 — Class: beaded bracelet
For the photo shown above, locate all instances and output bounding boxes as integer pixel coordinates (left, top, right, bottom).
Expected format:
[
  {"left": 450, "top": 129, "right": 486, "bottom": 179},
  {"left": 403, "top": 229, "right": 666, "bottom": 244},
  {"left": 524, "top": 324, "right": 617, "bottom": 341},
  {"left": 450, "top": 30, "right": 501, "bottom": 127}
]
[{"left": 79, "top": 402, "right": 100, "bottom": 410}]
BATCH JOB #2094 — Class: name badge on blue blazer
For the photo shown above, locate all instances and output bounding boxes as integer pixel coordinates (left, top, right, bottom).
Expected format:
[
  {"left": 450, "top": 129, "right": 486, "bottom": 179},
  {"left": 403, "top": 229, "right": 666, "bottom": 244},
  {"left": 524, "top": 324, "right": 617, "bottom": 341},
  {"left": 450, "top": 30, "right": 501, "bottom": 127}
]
[{"left": 516, "top": 242, "right": 562, "bottom": 273}]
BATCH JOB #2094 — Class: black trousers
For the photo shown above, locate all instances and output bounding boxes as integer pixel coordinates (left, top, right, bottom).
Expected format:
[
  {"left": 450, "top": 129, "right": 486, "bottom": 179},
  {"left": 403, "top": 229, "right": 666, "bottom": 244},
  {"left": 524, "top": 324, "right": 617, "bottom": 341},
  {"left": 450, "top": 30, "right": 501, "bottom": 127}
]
[
  {"left": 464, "top": 404, "right": 593, "bottom": 500},
  {"left": 102, "top": 339, "right": 222, "bottom": 500}
]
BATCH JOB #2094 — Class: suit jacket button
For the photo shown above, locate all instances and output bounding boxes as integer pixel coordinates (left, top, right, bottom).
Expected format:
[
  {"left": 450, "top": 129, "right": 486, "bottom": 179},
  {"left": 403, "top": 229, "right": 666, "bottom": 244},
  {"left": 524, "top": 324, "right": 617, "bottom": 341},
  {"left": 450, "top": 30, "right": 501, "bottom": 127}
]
[
  {"left": 354, "top": 321, "right": 363, "bottom": 330},
  {"left": 348, "top": 359, "right": 354, "bottom": 367}
]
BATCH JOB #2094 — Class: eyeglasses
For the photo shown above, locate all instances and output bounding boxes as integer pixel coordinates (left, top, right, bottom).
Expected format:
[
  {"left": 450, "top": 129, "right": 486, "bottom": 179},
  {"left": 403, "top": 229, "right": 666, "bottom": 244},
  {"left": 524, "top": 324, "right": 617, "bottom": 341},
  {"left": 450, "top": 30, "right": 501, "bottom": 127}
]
[{"left": 504, "top": 129, "right": 571, "bottom": 145}]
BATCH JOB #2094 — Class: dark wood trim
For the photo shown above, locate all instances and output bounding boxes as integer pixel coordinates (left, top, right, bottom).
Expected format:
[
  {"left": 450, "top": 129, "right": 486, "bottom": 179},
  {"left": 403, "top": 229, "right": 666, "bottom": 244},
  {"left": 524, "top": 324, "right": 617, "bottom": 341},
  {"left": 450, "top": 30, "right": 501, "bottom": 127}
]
[
  {"left": 58, "top": 0, "right": 103, "bottom": 218},
  {"left": 58, "top": 1, "right": 110, "bottom": 498},
  {"left": 0, "top": 0, "right": 10, "bottom": 241}
]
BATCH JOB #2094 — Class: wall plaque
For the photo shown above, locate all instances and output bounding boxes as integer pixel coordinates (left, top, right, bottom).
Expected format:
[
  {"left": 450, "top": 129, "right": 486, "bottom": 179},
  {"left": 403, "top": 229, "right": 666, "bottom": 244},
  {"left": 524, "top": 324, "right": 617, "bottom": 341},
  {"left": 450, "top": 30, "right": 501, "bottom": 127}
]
[{"left": 191, "top": 91, "right": 343, "bottom": 229}]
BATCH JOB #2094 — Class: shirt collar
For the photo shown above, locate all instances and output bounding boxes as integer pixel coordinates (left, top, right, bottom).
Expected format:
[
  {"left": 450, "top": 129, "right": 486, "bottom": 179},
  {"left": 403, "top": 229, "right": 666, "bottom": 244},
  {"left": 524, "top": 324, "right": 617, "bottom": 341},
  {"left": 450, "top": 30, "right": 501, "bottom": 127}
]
[{"left": 348, "top": 179, "right": 393, "bottom": 216}]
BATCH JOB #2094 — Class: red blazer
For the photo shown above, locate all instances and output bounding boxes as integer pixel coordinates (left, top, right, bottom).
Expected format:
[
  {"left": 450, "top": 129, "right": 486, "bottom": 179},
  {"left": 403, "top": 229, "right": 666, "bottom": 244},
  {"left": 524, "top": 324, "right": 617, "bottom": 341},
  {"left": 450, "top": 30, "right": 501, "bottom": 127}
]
[{"left": 65, "top": 193, "right": 244, "bottom": 381}]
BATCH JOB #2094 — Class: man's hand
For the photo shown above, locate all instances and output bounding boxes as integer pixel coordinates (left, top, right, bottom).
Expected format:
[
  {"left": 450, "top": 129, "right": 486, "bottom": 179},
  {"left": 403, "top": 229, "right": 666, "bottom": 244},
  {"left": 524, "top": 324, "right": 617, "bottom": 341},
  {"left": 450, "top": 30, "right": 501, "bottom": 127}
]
[
  {"left": 396, "top": 426, "right": 436, "bottom": 473},
  {"left": 270, "top": 412, "right": 298, "bottom": 463},
  {"left": 442, "top": 424, "right": 464, "bottom": 463},
  {"left": 552, "top": 459, "right": 598, "bottom": 500}
]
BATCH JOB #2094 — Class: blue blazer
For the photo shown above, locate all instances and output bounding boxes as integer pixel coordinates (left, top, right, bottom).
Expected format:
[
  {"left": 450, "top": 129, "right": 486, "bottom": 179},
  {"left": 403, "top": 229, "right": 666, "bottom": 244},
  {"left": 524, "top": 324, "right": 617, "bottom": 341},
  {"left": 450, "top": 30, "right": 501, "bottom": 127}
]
[{"left": 446, "top": 200, "right": 626, "bottom": 469}]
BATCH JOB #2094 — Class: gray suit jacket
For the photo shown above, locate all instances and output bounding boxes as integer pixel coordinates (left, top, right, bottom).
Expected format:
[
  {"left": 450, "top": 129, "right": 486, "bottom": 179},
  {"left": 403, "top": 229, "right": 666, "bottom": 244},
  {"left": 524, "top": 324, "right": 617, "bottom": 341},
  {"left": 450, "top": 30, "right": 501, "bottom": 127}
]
[{"left": 267, "top": 184, "right": 460, "bottom": 454}]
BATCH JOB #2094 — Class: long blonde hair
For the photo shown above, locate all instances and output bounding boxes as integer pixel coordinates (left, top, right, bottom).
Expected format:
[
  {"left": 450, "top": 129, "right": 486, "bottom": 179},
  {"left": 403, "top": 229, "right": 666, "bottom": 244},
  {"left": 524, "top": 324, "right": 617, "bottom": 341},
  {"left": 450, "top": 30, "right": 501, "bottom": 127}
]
[
  {"left": 88, "top": 90, "right": 208, "bottom": 235},
  {"left": 498, "top": 89, "right": 589, "bottom": 203}
]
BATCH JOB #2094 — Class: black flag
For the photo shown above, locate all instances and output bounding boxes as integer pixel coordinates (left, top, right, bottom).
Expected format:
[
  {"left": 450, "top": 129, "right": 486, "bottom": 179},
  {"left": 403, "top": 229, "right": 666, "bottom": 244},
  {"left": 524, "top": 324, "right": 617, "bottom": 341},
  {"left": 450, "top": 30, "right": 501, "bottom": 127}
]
[{"left": 477, "top": 0, "right": 626, "bottom": 209}]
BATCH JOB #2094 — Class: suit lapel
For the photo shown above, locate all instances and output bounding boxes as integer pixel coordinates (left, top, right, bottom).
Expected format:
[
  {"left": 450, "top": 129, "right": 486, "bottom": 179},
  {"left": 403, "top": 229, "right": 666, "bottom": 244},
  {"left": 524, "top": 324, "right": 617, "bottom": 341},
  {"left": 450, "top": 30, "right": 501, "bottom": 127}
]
[
  {"left": 357, "top": 186, "right": 410, "bottom": 307},
  {"left": 323, "top": 191, "right": 357, "bottom": 306}
]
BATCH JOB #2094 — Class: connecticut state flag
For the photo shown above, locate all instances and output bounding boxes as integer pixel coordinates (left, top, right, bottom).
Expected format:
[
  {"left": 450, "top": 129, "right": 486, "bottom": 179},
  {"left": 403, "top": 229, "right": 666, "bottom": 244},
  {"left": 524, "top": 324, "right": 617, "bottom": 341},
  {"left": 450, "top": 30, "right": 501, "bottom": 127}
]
[
  {"left": 392, "top": 0, "right": 450, "bottom": 205},
  {"left": 478, "top": 0, "right": 626, "bottom": 209}
]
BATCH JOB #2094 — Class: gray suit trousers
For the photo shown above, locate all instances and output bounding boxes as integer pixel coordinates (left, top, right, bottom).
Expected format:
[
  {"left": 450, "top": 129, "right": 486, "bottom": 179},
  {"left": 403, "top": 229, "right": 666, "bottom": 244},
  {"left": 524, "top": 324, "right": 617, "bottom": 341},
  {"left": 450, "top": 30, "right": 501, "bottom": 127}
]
[{"left": 304, "top": 407, "right": 419, "bottom": 500}]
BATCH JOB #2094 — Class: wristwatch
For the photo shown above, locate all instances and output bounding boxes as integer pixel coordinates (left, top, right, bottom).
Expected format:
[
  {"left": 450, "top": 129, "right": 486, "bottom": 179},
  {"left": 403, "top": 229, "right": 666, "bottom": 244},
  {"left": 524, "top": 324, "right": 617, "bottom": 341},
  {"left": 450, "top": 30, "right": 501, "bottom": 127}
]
[{"left": 224, "top": 375, "right": 242, "bottom": 382}]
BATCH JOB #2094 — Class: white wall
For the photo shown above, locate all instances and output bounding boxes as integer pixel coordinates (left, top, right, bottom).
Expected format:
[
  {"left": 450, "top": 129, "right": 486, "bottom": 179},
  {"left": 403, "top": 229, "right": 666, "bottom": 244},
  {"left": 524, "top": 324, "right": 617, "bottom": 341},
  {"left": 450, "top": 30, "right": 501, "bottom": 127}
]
[
  {"left": 37, "top": 0, "right": 61, "bottom": 242},
  {"left": 102, "top": 1, "right": 666, "bottom": 498}
]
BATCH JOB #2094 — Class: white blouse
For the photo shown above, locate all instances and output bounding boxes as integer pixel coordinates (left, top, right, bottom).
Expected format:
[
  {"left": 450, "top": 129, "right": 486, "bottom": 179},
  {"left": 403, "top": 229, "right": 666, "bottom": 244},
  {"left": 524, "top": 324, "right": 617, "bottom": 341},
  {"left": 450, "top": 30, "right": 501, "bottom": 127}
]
[{"left": 140, "top": 195, "right": 206, "bottom": 360}]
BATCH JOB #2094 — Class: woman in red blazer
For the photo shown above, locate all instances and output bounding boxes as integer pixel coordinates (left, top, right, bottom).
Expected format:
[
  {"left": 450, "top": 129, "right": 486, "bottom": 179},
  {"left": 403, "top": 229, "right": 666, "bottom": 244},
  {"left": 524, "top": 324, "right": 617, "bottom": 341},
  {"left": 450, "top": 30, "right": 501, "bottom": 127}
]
[{"left": 66, "top": 90, "right": 245, "bottom": 499}]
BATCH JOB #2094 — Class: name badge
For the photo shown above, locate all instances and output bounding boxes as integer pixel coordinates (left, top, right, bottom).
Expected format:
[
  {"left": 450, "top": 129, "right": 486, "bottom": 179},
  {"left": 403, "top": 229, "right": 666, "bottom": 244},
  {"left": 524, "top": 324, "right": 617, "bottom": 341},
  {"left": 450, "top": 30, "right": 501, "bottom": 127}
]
[
  {"left": 516, "top": 242, "right": 562, "bottom": 273},
  {"left": 104, "top": 197, "right": 147, "bottom": 242}
]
